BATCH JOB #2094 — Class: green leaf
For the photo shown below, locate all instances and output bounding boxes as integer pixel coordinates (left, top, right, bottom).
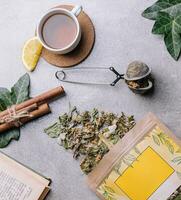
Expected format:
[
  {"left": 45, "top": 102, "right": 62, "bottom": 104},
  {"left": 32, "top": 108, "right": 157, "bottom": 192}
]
[
  {"left": 0, "top": 73, "right": 30, "bottom": 148},
  {"left": 152, "top": 12, "right": 173, "bottom": 34},
  {"left": 0, "top": 128, "right": 20, "bottom": 148},
  {"left": 142, "top": 1, "right": 181, "bottom": 60},
  {"left": 0, "top": 88, "right": 13, "bottom": 107},
  {"left": 173, "top": 15, "right": 181, "bottom": 33},
  {"left": 152, "top": 12, "right": 181, "bottom": 60},
  {"left": 164, "top": 30, "right": 181, "bottom": 60},
  {"left": 0, "top": 99, "right": 7, "bottom": 111},
  {"left": 142, "top": 0, "right": 181, "bottom": 20},
  {"left": 11, "top": 73, "right": 30, "bottom": 104},
  {"left": 44, "top": 122, "right": 61, "bottom": 138}
]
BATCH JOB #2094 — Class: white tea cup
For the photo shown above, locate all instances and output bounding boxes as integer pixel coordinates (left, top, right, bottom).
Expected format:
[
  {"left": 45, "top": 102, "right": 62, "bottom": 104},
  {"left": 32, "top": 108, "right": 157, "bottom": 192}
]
[{"left": 37, "top": 5, "right": 82, "bottom": 54}]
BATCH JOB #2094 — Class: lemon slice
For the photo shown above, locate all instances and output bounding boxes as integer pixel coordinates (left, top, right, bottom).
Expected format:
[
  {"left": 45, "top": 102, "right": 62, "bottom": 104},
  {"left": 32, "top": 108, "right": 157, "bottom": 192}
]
[{"left": 22, "top": 37, "right": 43, "bottom": 71}]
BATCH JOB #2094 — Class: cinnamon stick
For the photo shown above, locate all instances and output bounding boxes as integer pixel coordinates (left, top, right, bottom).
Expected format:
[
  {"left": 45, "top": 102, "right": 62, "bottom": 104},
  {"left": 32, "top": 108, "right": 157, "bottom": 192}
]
[
  {"left": 0, "top": 103, "right": 38, "bottom": 125},
  {"left": 0, "top": 86, "right": 64, "bottom": 119},
  {"left": 0, "top": 103, "right": 51, "bottom": 133}
]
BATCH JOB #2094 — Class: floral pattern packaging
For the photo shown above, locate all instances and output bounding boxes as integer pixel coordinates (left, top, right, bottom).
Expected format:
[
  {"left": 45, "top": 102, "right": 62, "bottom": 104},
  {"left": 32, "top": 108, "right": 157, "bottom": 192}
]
[{"left": 87, "top": 113, "right": 181, "bottom": 200}]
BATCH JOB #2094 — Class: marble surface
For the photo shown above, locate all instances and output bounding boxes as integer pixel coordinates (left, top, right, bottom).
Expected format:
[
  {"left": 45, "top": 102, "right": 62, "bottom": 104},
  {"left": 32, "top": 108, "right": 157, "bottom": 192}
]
[{"left": 0, "top": 0, "right": 181, "bottom": 199}]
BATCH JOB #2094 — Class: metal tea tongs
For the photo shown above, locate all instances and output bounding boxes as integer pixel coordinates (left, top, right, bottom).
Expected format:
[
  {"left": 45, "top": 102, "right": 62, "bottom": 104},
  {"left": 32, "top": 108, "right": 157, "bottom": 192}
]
[
  {"left": 56, "top": 66, "right": 124, "bottom": 86},
  {"left": 55, "top": 61, "right": 153, "bottom": 94}
]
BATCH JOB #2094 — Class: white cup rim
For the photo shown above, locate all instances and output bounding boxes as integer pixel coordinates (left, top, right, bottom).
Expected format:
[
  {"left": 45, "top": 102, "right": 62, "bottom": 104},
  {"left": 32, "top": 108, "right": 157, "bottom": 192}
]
[{"left": 37, "top": 8, "right": 81, "bottom": 53}]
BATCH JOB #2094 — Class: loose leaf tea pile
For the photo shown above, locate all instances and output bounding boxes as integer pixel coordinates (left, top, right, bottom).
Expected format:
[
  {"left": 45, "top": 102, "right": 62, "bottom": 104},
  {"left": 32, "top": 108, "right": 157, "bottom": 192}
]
[
  {"left": 44, "top": 107, "right": 135, "bottom": 174},
  {"left": 0, "top": 74, "right": 30, "bottom": 147},
  {"left": 142, "top": 0, "right": 181, "bottom": 60}
]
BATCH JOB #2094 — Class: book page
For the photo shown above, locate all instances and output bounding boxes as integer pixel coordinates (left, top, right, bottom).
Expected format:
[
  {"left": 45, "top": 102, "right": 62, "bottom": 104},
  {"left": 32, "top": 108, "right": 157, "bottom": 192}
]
[
  {"left": 0, "top": 152, "right": 49, "bottom": 200},
  {"left": 0, "top": 170, "right": 33, "bottom": 200},
  {"left": 0, "top": 152, "right": 50, "bottom": 186}
]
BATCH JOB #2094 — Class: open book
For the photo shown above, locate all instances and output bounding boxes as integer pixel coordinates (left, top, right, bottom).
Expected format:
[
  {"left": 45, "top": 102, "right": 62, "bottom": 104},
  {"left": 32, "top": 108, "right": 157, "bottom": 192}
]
[{"left": 0, "top": 151, "right": 51, "bottom": 200}]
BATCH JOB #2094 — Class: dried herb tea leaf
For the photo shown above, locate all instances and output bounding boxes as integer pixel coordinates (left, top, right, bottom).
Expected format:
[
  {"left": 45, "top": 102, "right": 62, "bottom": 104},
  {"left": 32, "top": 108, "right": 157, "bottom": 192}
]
[{"left": 44, "top": 107, "right": 135, "bottom": 174}]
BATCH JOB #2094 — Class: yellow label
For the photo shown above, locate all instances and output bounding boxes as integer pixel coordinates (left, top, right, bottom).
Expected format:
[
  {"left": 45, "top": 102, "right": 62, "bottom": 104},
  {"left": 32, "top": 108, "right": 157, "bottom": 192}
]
[{"left": 115, "top": 147, "right": 174, "bottom": 200}]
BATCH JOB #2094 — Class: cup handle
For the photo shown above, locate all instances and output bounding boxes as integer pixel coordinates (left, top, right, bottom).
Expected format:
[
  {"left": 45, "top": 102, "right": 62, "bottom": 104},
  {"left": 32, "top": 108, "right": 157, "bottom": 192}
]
[{"left": 71, "top": 5, "right": 82, "bottom": 17}]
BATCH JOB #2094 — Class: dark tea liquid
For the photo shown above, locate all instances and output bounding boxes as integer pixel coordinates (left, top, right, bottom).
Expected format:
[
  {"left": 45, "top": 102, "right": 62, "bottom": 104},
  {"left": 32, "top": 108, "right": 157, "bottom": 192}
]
[{"left": 42, "top": 14, "right": 77, "bottom": 49}]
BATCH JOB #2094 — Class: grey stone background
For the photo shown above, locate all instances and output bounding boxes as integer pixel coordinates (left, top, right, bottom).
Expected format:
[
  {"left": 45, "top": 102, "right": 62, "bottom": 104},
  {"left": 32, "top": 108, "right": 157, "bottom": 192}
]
[{"left": 0, "top": 0, "right": 181, "bottom": 199}]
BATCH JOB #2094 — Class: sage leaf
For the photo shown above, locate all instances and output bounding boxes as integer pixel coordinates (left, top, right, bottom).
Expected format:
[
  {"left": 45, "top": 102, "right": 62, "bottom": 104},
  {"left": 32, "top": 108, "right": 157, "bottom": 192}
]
[
  {"left": 0, "top": 88, "right": 13, "bottom": 107},
  {"left": 11, "top": 73, "right": 30, "bottom": 104},
  {"left": 0, "top": 73, "right": 30, "bottom": 148},
  {"left": 142, "top": 0, "right": 181, "bottom": 20},
  {"left": 0, "top": 99, "right": 7, "bottom": 111},
  {"left": 0, "top": 128, "right": 20, "bottom": 148}
]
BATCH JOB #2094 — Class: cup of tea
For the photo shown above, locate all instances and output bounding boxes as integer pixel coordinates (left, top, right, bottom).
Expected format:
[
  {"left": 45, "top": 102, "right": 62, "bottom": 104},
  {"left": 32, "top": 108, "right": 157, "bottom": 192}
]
[{"left": 37, "top": 5, "right": 83, "bottom": 54}]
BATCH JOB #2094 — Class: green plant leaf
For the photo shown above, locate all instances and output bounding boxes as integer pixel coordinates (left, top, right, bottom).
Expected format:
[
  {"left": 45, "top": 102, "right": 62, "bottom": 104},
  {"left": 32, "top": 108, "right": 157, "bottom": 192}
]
[
  {"left": 164, "top": 31, "right": 181, "bottom": 60},
  {"left": 0, "top": 88, "right": 13, "bottom": 107},
  {"left": 142, "top": 0, "right": 181, "bottom": 20},
  {"left": 0, "top": 128, "right": 20, "bottom": 148},
  {"left": 142, "top": 1, "right": 181, "bottom": 60},
  {"left": 0, "top": 99, "right": 7, "bottom": 111},
  {"left": 163, "top": 14, "right": 181, "bottom": 60},
  {"left": 152, "top": 12, "right": 173, "bottom": 34},
  {"left": 152, "top": 12, "right": 181, "bottom": 60},
  {"left": 11, "top": 73, "right": 30, "bottom": 104},
  {"left": 0, "top": 73, "right": 30, "bottom": 148}
]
